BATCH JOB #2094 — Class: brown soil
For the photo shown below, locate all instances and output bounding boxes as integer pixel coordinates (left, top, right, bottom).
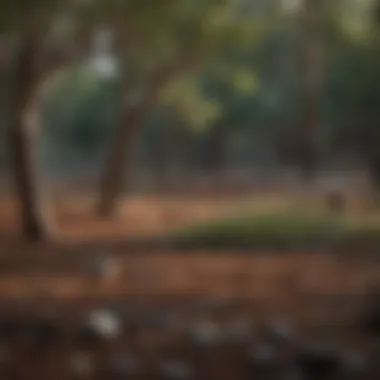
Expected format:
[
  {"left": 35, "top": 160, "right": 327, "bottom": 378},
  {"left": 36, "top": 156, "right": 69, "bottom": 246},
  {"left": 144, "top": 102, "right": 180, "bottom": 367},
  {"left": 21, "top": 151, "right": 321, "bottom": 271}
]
[{"left": 0, "top": 193, "right": 378, "bottom": 379}]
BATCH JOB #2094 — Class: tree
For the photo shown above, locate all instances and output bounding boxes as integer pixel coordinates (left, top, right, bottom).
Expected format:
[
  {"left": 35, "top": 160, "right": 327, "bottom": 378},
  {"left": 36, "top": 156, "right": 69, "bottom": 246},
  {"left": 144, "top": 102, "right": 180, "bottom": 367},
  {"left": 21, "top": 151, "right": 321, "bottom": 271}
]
[
  {"left": 4, "top": 4, "right": 61, "bottom": 241},
  {"left": 8, "top": 30, "right": 51, "bottom": 240},
  {"left": 294, "top": 0, "right": 325, "bottom": 182},
  {"left": 2, "top": 0, "right": 93, "bottom": 240},
  {"left": 318, "top": 0, "right": 380, "bottom": 191},
  {"left": 92, "top": 0, "right": 264, "bottom": 216}
]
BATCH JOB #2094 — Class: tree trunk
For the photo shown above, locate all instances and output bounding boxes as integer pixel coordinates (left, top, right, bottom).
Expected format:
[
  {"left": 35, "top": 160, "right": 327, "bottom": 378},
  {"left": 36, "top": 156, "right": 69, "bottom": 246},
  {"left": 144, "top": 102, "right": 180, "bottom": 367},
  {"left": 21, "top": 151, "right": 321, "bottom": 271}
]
[
  {"left": 153, "top": 128, "right": 172, "bottom": 190},
  {"left": 96, "top": 106, "right": 143, "bottom": 217},
  {"left": 9, "top": 119, "right": 49, "bottom": 240},
  {"left": 96, "top": 49, "right": 200, "bottom": 217},
  {"left": 296, "top": 0, "right": 324, "bottom": 183},
  {"left": 9, "top": 37, "right": 50, "bottom": 241},
  {"left": 203, "top": 124, "right": 227, "bottom": 175}
]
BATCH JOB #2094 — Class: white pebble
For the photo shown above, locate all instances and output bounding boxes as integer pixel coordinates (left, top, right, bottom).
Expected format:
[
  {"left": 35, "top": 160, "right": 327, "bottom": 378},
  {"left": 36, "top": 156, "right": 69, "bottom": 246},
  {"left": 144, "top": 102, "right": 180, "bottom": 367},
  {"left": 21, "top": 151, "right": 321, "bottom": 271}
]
[{"left": 84, "top": 309, "right": 122, "bottom": 340}]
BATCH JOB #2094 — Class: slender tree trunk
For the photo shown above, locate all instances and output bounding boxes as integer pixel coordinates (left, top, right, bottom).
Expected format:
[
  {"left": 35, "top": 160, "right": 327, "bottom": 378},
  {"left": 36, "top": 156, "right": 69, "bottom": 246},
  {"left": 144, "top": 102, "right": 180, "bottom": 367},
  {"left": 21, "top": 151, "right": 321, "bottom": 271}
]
[
  {"left": 177, "top": 127, "right": 195, "bottom": 181},
  {"left": 9, "top": 36, "right": 50, "bottom": 241},
  {"left": 203, "top": 123, "right": 227, "bottom": 175},
  {"left": 149, "top": 108, "right": 173, "bottom": 190},
  {"left": 96, "top": 105, "right": 144, "bottom": 217},
  {"left": 153, "top": 128, "right": 172, "bottom": 190},
  {"left": 9, "top": 116, "right": 48, "bottom": 240},
  {"left": 96, "top": 69, "right": 175, "bottom": 217},
  {"left": 296, "top": 0, "right": 324, "bottom": 183},
  {"left": 96, "top": 50, "right": 199, "bottom": 217}
]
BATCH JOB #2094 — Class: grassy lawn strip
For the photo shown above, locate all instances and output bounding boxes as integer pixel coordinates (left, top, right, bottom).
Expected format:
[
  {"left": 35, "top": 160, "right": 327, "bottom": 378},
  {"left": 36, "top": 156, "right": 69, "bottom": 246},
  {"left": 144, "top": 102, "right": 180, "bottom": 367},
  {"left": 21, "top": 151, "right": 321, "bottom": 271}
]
[{"left": 162, "top": 209, "right": 380, "bottom": 251}]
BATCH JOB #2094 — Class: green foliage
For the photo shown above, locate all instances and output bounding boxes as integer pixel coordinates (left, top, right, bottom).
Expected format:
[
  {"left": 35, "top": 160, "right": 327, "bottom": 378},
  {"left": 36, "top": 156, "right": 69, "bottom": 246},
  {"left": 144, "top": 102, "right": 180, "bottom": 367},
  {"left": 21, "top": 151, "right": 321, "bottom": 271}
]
[
  {"left": 42, "top": 67, "right": 119, "bottom": 156},
  {"left": 0, "top": 0, "right": 69, "bottom": 35},
  {"left": 323, "top": 33, "right": 380, "bottom": 159},
  {"left": 33, "top": 0, "right": 380, "bottom": 173},
  {"left": 165, "top": 209, "right": 380, "bottom": 250},
  {"left": 83, "top": 0, "right": 265, "bottom": 72},
  {"left": 158, "top": 75, "right": 222, "bottom": 131}
]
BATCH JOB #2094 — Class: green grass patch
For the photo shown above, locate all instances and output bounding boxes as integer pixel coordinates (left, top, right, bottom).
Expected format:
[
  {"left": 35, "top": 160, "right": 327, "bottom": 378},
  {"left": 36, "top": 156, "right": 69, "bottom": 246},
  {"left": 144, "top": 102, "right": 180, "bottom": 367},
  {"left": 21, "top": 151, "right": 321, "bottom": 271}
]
[{"left": 164, "top": 208, "right": 380, "bottom": 251}]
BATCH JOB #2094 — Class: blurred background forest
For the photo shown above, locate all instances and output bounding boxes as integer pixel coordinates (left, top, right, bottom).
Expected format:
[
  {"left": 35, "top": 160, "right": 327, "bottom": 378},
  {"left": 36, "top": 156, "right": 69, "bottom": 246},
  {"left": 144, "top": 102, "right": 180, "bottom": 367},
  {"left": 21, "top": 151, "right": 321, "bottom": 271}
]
[
  {"left": 4, "top": 0, "right": 377, "bottom": 183},
  {"left": 1, "top": 0, "right": 380, "bottom": 244},
  {"left": 2, "top": 2, "right": 380, "bottom": 379}
]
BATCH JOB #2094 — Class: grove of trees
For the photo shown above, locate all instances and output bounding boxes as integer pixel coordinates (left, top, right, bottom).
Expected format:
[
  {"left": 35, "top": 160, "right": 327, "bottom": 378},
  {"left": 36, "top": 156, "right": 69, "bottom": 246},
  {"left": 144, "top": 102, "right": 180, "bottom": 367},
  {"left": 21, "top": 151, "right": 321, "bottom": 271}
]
[{"left": 1, "top": 0, "right": 380, "bottom": 241}]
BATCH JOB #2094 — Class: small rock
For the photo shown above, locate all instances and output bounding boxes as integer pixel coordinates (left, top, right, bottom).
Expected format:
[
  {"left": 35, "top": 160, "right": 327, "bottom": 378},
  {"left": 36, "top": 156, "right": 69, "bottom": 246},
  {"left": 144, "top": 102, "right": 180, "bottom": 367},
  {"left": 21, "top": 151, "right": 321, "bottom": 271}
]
[{"left": 79, "top": 309, "right": 122, "bottom": 343}]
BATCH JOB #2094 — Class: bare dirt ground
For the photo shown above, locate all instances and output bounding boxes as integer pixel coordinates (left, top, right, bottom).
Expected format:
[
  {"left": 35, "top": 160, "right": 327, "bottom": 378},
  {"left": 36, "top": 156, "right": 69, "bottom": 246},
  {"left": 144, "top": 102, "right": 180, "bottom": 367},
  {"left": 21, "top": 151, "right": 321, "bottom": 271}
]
[
  {"left": 0, "top": 192, "right": 378, "bottom": 378},
  {"left": 0, "top": 243, "right": 378, "bottom": 379},
  {"left": 55, "top": 194, "right": 256, "bottom": 239},
  {"left": 0, "top": 193, "right": 258, "bottom": 239}
]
